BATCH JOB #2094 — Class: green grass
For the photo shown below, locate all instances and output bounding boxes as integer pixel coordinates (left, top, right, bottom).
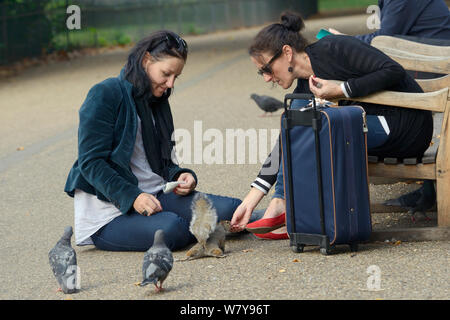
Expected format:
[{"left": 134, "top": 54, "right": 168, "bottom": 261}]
[{"left": 319, "top": 0, "right": 378, "bottom": 12}]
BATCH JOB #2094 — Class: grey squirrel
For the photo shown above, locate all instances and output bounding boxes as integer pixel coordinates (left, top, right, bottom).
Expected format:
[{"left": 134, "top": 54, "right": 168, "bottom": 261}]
[{"left": 177, "top": 194, "right": 229, "bottom": 261}]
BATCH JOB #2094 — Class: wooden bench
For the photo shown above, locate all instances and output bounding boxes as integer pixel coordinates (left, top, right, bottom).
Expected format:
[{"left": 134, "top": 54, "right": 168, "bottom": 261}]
[{"left": 337, "top": 36, "right": 450, "bottom": 241}]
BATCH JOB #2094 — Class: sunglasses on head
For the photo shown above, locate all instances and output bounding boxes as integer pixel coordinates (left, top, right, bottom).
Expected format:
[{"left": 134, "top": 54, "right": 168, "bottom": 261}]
[
  {"left": 257, "top": 49, "right": 282, "bottom": 76},
  {"left": 152, "top": 33, "right": 188, "bottom": 53},
  {"left": 167, "top": 33, "right": 187, "bottom": 51}
]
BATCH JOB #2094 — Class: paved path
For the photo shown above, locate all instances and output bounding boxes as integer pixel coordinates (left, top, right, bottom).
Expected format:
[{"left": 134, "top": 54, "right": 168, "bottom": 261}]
[{"left": 0, "top": 14, "right": 448, "bottom": 300}]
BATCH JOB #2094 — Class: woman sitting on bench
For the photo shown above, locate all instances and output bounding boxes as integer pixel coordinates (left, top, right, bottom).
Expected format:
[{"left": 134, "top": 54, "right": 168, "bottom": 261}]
[{"left": 230, "top": 11, "right": 433, "bottom": 239}]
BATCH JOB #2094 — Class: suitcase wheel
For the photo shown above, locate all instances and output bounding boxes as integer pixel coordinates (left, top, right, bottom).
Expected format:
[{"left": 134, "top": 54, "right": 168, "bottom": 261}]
[
  {"left": 320, "top": 247, "right": 332, "bottom": 255},
  {"left": 349, "top": 243, "right": 359, "bottom": 252},
  {"left": 291, "top": 244, "right": 304, "bottom": 253}
]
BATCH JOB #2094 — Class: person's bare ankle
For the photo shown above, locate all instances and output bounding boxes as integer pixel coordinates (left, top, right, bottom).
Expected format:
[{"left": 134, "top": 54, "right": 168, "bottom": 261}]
[{"left": 262, "top": 198, "right": 286, "bottom": 219}]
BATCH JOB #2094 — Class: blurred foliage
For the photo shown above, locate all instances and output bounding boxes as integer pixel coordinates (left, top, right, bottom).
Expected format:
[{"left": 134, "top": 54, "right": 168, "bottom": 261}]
[
  {"left": 318, "top": 0, "right": 377, "bottom": 11},
  {"left": 1, "top": 0, "right": 53, "bottom": 63},
  {"left": 1, "top": 0, "right": 322, "bottom": 65}
]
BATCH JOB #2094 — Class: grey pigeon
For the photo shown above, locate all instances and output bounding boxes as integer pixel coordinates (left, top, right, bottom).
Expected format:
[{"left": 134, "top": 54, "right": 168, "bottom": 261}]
[
  {"left": 250, "top": 93, "right": 283, "bottom": 116},
  {"left": 48, "top": 226, "right": 78, "bottom": 294},
  {"left": 140, "top": 229, "right": 173, "bottom": 292}
]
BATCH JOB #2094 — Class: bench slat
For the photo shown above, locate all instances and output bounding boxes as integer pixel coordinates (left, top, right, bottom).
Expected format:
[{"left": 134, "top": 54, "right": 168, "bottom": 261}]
[
  {"left": 368, "top": 162, "right": 436, "bottom": 180},
  {"left": 371, "top": 46, "right": 450, "bottom": 74},
  {"left": 416, "top": 75, "right": 450, "bottom": 93},
  {"left": 371, "top": 35, "right": 450, "bottom": 57},
  {"left": 330, "top": 80, "right": 449, "bottom": 112},
  {"left": 346, "top": 88, "right": 449, "bottom": 112},
  {"left": 383, "top": 158, "right": 398, "bottom": 164},
  {"left": 403, "top": 158, "right": 418, "bottom": 165}
]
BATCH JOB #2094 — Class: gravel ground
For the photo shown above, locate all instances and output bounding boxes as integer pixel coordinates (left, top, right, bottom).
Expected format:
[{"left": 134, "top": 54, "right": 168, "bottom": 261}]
[{"left": 0, "top": 14, "right": 448, "bottom": 301}]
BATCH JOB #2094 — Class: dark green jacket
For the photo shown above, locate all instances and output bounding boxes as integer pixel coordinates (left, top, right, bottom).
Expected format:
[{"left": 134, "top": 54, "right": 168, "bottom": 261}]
[{"left": 64, "top": 71, "right": 197, "bottom": 214}]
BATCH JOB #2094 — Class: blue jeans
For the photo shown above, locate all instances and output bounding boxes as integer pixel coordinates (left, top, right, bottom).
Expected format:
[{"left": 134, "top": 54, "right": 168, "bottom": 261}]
[
  {"left": 365, "top": 115, "right": 389, "bottom": 150},
  {"left": 272, "top": 100, "right": 389, "bottom": 199},
  {"left": 90, "top": 191, "right": 241, "bottom": 252}
]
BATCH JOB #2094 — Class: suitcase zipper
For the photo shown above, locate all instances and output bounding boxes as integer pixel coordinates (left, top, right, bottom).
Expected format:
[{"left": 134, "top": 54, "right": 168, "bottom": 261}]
[
  {"left": 349, "top": 106, "right": 372, "bottom": 232},
  {"left": 338, "top": 106, "right": 372, "bottom": 240},
  {"left": 340, "top": 107, "right": 359, "bottom": 243},
  {"left": 362, "top": 110, "right": 368, "bottom": 133}
]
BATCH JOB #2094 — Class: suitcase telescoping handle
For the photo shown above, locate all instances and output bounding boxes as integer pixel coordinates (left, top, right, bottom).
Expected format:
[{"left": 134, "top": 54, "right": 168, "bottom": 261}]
[
  {"left": 283, "top": 93, "right": 326, "bottom": 237},
  {"left": 283, "top": 93, "right": 316, "bottom": 112}
]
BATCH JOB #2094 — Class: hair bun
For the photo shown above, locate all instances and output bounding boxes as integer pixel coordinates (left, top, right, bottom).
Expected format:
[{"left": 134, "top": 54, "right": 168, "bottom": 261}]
[{"left": 280, "top": 11, "right": 305, "bottom": 32}]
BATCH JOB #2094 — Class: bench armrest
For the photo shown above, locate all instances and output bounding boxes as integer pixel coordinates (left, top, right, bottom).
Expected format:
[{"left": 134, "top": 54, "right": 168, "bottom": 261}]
[{"left": 330, "top": 80, "right": 448, "bottom": 112}]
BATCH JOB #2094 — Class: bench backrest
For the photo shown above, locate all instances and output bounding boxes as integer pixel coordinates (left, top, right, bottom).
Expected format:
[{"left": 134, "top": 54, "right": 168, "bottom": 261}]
[
  {"left": 372, "top": 35, "right": 450, "bottom": 76},
  {"left": 371, "top": 35, "right": 450, "bottom": 57},
  {"left": 342, "top": 36, "right": 450, "bottom": 165}
]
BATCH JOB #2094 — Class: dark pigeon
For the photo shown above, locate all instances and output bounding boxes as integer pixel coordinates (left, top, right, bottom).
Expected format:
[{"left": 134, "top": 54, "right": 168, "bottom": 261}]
[
  {"left": 384, "top": 181, "right": 435, "bottom": 222},
  {"left": 48, "top": 226, "right": 78, "bottom": 294},
  {"left": 250, "top": 93, "right": 284, "bottom": 116},
  {"left": 140, "top": 229, "right": 173, "bottom": 292}
]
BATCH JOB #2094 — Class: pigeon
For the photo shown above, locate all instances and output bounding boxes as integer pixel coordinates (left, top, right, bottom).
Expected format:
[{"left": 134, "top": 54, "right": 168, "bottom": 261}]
[
  {"left": 140, "top": 229, "right": 173, "bottom": 293},
  {"left": 189, "top": 193, "right": 217, "bottom": 249},
  {"left": 48, "top": 226, "right": 78, "bottom": 294},
  {"left": 250, "top": 93, "right": 284, "bottom": 116},
  {"left": 384, "top": 181, "right": 435, "bottom": 222}
]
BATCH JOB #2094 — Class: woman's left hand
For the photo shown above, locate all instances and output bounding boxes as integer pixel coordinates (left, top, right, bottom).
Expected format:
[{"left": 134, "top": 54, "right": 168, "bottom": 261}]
[
  {"left": 174, "top": 172, "right": 196, "bottom": 196},
  {"left": 308, "top": 75, "right": 344, "bottom": 100}
]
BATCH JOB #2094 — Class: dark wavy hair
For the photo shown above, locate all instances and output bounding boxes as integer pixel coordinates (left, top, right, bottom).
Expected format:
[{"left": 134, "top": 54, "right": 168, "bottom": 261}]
[
  {"left": 124, "top": 30, "right": 188, "bottom": 100},
  {"left": 249, "top": 11, "right": 308, "bottom": 60}
]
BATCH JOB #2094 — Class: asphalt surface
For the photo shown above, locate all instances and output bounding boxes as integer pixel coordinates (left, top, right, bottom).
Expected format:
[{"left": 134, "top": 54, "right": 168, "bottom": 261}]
[{"left": 0, "top": 14, "right": 448, "bottom": 301}]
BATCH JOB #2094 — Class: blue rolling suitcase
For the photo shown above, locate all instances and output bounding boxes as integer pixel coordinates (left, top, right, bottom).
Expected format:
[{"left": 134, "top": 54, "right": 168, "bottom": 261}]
[{"left": 280, "top": 93, "right": 372, "bottom": 255}]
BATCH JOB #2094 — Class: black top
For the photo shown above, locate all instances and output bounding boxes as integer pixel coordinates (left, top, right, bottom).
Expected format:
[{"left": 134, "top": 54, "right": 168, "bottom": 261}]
[{"left": 296, "top": 35, "right": 433, "bottom": 158}]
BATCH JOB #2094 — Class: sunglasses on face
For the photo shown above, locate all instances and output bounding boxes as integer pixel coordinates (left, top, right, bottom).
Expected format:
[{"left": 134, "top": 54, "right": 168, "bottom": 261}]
[{"left": 257, "top": 49, "right": 282, "bottom": 76}]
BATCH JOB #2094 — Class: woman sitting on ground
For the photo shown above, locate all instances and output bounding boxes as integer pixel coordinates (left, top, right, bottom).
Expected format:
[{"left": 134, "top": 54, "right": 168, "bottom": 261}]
[
  {"left": 64, "top": 30, "right": 241, "bottom": 251},
  {"left": 230, "top": 12, "right": 432, "bottom": 239}
]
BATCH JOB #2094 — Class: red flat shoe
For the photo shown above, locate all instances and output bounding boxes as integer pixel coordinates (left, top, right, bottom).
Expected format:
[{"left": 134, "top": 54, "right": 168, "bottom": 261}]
[
  {"left": 245, "top": 213, "right": 286, "bottom": 234},
  {"left": 253, "top": 231, "right": 289, "bottom": 240}
]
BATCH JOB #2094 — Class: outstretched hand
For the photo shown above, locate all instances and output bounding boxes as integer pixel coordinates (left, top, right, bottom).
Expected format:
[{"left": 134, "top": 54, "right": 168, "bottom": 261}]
[
  {"left": 230, "top": 202, "right": 254, "bottom": 232},
  {"left": 230, "top": 188, "right": 265, "bottom": 232}
]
